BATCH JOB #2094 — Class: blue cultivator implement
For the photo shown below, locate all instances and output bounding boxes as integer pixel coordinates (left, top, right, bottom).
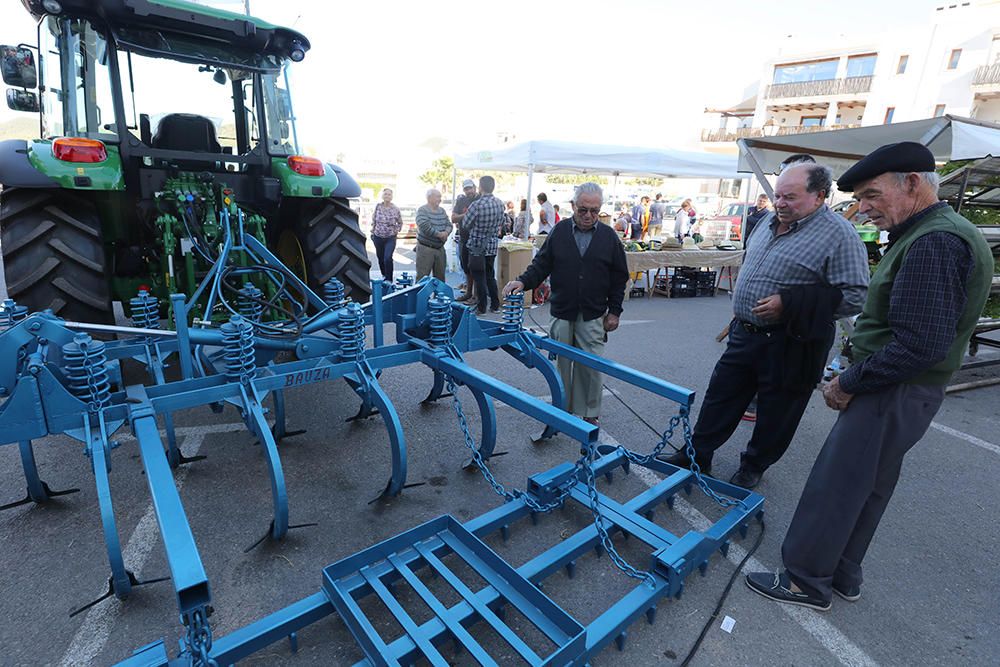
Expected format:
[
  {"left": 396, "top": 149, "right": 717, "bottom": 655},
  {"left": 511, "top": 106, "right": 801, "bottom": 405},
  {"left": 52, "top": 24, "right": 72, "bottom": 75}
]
[{"left": 0, "top": 203, "right": 762, "bottom": 665}]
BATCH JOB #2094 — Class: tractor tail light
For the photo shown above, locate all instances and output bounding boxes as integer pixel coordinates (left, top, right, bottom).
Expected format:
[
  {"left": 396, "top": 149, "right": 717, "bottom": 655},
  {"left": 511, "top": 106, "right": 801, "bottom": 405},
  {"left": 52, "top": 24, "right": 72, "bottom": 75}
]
[
  {"left": 52, "top": 137, "right": 107, "bottom": 163},
  {"left": 287, "top": 155, "right": 324, "bottom": 176}
]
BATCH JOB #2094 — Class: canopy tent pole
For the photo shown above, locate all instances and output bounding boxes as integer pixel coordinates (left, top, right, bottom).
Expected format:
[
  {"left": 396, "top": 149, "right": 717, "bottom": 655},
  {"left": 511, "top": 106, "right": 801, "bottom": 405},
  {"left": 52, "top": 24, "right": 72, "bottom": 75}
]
[
  {"left": 525, "top": 164, "right": 535, "bottom": 230},
  {"left": 612, "top": 172, "right": 619, "bottom": 206},
  {"left": 738, "top": 138, "right": 775, "bottom": 200},
  {"left": 451, "top": 165, "right": 457, "bottom": 202}
]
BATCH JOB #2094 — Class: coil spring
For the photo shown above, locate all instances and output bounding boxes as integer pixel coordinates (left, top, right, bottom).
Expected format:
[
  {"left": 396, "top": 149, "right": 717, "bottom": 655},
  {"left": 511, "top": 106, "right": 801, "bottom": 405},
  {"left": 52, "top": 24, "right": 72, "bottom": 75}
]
[
  {"left": 0, "top": 298, "right": 29, "bottom": 330},
  {"left": 238, "top": 282, "right": 264, "bottom": 323},
  {"left": 62, "top": 333, "right": 111, "bottom": 412},
  {"left": 501, "top": 292, "right": 525, "bottom": 333},
  {"left": 395, "top": 272, "right": 414, "bottom": 288},
  {"left": 323, "top": 277, "right": 345, "bottom": 309},
  {"left": 129, "top": 290, "right": 160, "bottom": 329},
  {"left": 428, "top": 293, "right": 453, "bottom": 346},
  {"left": 221, "top": 314, "right": 256, "bottom": 383},
  {"left": 337, "top": 302, "right": 365, "bottom": 361}
]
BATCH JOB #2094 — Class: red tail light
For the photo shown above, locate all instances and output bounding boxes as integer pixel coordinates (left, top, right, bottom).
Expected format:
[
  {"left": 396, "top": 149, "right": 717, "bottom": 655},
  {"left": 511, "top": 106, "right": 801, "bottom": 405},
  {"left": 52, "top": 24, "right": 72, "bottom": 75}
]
[
  {"left": 287, "top": 155, "right": 324, "bottom": 176},
  {"left": 52, "top": 137, "right": 108, "bottom": 163}
]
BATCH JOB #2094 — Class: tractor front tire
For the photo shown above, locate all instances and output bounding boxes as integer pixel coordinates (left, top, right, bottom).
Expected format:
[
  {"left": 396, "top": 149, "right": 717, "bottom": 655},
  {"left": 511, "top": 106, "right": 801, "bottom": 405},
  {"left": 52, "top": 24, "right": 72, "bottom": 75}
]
[
  {"left": 284, "top": 198, "right": 372, "bottom": 301},
  {"left": 0, "top": 188, "right": 113, "bottom": 323}
]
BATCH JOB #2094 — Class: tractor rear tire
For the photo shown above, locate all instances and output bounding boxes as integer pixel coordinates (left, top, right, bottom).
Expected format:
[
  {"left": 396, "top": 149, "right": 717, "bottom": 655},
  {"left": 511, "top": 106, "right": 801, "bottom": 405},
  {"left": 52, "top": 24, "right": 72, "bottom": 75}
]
[
  {"left": 0, "top": 188, "right": 113, "bottom": 323},
  {"left": 285, "top": 197, "right": 372, "bottom": 301}
]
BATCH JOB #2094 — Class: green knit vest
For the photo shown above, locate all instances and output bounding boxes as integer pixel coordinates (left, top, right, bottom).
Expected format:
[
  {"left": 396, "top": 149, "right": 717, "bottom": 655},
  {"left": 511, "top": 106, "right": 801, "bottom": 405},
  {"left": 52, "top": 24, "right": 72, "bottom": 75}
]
[{"left": 850, "top": 206, "right": 993, "bottom": 385}]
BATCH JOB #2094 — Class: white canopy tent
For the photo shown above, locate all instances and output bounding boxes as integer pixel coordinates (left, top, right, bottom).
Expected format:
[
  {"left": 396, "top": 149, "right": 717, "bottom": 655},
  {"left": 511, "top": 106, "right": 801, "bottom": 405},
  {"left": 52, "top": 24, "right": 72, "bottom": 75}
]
[
  {"left": 452, "top": 140, "right": 740, "bottom": 213},
  {"left": 737, "top": 115, "right": 1000, "bottom": 198}
]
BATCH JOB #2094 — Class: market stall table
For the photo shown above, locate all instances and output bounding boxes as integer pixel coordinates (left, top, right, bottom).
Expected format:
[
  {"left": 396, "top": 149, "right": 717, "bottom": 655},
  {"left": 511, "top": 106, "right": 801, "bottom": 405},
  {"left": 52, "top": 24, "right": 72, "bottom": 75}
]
[{"left": 625, "top": 249, "right": 744, "bottom": 297}]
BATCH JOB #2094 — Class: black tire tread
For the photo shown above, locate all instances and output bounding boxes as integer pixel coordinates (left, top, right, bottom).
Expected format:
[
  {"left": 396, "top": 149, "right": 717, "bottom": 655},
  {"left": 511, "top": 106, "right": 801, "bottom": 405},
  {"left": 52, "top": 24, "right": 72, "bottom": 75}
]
[
  {"left": 288, "top": 198, "right": 371, "bottom": 300},
  {"left": 1, "top": 187, "right": 112, "bottom": 322}
]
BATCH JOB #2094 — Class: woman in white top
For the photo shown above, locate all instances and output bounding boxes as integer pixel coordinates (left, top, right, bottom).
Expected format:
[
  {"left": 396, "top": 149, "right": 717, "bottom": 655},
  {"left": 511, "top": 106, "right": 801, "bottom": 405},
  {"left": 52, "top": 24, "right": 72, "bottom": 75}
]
[{"left": 673, "top": 200, "right": 692, "bottom": 242}]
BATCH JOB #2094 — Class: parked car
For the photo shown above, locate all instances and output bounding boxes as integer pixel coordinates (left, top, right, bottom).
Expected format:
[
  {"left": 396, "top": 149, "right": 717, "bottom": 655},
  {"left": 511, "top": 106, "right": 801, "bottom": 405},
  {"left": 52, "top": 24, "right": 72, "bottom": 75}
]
[
  {"left": 397, "top": 205, "right": 419, "bottom": 239},
  {"left": 701, "top": 202, "right": 746, "bottom": 241}
]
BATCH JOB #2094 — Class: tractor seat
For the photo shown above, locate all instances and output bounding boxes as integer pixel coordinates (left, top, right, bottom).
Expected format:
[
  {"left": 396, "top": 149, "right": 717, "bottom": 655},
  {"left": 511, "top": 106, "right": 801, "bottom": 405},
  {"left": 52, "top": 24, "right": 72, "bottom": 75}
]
[{"left": 151, "top": 113, "right": 222, "bottom": 153}]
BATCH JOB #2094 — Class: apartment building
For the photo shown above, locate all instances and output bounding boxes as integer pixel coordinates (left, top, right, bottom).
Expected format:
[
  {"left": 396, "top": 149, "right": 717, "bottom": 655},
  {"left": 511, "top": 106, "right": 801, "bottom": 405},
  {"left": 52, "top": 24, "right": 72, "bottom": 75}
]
[{"left": 702, "top": 0, "right": 1000, "bottom": 150}]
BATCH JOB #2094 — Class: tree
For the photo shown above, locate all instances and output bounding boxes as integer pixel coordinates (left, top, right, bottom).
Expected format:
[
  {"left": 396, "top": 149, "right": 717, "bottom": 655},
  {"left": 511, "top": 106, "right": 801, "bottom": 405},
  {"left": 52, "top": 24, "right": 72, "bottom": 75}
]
[
  {"left": 419, "top": 157, "right": 455, "bottom": 196},
  {"left": 546, "top": 174, "right": 608, "bottom": 185},
  {"left": 624, "top": 176, "right": 664, "bottom": 187}
]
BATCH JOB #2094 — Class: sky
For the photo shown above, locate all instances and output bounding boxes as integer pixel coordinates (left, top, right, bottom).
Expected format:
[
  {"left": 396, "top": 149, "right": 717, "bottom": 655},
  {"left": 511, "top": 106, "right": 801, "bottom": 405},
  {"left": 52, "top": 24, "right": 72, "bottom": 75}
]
[{"left": 0, "top": 0, "right": 947, "bottom": 164}]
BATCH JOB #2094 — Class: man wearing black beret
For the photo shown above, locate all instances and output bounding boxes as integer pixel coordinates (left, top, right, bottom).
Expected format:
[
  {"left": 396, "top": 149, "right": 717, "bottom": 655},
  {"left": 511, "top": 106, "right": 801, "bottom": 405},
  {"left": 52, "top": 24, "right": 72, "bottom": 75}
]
[{"left": 746, "top": 141, "right": 994, "bottom": 611}]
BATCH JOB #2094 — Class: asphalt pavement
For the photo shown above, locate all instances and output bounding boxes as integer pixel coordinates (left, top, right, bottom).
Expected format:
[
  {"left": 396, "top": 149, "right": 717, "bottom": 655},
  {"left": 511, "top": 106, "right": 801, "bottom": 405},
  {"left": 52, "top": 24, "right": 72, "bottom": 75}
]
[{"left": 0, "top": 239, "right": 997, "bottom": 666}]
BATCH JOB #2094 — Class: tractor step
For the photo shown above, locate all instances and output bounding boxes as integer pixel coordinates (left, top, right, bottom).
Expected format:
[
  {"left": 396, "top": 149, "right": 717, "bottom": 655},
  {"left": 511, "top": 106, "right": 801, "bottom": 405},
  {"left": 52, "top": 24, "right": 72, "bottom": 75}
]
[{"left": 321, "top": 515, "right": 585, "bottom": 666}]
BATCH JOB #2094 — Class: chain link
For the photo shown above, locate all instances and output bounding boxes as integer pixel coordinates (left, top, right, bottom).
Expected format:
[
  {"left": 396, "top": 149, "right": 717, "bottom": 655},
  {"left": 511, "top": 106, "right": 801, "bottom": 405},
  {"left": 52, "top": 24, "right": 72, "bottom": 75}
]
[
  {"left": 185, "top": 609, "right": 218, "bottom": 667},
  {"left": 447, "top": 378, "right": 567, "bottom": 513}
]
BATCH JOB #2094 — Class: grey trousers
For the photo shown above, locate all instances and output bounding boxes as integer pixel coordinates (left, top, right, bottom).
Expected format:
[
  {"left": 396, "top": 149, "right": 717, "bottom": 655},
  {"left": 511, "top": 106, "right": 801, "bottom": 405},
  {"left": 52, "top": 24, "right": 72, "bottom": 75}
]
[
  {"left": 550, "top": 314, "right": 606, "bottom": 418},
  {"left": 415, "top": 243, "right": 446, "bottom": 281},
  {"left": 782, "top": 382, "right": 945, "bottom": 601}
]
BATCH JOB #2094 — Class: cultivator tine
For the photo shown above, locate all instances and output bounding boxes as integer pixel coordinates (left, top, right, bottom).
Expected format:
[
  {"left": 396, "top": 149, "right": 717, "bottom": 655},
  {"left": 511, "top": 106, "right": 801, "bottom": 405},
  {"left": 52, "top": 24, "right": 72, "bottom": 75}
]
[
  {"left": 69, "top": 571, "right": 169, "bottom": 618},
  {"left": 532, "top": 425, "right": 560, "bottom": 443},
  {"left": 367, "top": 478, "right": 426, "bottom": 505},
  {"left": 345, "top": 403, "right": 380, "bottom": 422},
  {"left": 167, "top": 450, "right": 208, "bottom": 467},
  {"left": 243, "top": 519, "right": 318, "bottom": 553},
  {"left": 421, "top": 370, "right": 453, "bottom": 403},
  {"left": 0, "top": 482, "right": 80, "bottom": 512},
  {"left": 461, "top": 449, "right": 507, "bottom": 471}
]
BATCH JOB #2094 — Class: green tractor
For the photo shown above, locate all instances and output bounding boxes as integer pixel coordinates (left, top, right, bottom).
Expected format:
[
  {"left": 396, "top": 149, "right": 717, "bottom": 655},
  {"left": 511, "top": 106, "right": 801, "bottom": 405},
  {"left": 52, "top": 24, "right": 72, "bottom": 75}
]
[{"left": 0, "top": 0, "right": 371, "bottom": 324}]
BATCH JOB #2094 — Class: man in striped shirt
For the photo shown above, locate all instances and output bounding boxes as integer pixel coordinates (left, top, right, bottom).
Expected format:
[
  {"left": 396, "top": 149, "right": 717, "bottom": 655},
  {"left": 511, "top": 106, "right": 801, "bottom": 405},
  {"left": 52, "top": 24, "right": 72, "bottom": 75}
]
[{"left": 660, "top": 163, "right": 869, "bottom": 489}]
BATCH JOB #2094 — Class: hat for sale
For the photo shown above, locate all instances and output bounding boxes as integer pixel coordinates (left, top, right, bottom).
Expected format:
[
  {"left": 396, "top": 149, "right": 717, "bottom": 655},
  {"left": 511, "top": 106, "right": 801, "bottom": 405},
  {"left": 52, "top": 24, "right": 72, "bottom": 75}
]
[
  {"left": 462, "top": 178, "right": 476, "bottom": 189},
  {"left": 837, "top": 141, "right": 936, "bottom": 192}
]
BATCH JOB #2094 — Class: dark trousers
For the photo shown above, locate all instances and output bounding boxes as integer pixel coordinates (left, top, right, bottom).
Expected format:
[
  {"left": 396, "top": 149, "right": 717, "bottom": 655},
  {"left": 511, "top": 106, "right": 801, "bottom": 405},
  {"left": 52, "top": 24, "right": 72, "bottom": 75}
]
[
  {"left": 783, "top": 382, "right": 944, "bottom": 602},
  {"left": 459, "top": 233, "right": 470, "bottom": 275},
  {"left": 372, "top": 234, "right": 396, "bottom": 281},
  {"left": 470, "top": 254, "right": 499, "bottom": 313},
  {"left": 690, "top": 322, "right": 829, "bottom": 473}
]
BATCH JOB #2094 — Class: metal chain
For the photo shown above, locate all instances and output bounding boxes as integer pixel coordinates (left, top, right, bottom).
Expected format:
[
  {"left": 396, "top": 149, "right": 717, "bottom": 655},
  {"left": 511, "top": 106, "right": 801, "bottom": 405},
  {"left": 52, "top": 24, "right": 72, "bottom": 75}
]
[
  {"left": 185, "top": 609, "right": 218, "bottom": 667},
  {"left": 446, "top": 378, "right": 567, "bottom": 513},
  {"left": 616, "top": 414, "right": 681, "bottom": 466}
]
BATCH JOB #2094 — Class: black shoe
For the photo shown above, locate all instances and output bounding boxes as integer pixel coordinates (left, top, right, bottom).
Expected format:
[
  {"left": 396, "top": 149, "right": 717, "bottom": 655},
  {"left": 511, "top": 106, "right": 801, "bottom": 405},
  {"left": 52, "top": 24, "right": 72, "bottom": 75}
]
[
  {"left": 729, "top": 467, "right": 762, "bottom": 489},
  {"left": 745, "top": 571, "right": 831, "bottom": 611},
  {"left": 833, "top": 583, "right": 861, "bottom": 602},
  {"left": 656, "top": 450, "right": 711, "bottom": 476}
]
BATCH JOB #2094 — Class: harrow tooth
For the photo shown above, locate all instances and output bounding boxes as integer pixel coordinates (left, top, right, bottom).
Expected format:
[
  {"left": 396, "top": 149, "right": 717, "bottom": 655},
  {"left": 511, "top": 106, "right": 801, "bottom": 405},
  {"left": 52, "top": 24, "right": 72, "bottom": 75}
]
[
  {"left": 720, "top": 542, "right": 730, "bottom": 557},
  {"left": 683, "top": 483, "right": 693, "bottom": 496},
  {"left": 675, "top": 583, "right": 684, "bottom": 600},
  {"left": 495, "top": 603, "right": 506, "bottom": 622},
  {"left": 500, "top": 525, "right": 510, "bottom": 542},
  {"left": 645, "top": 605, "right": 657, "bottom": 625},
  {"left": 698, "top": 560, "right": 708, "bottom": 576},
  {"left": 604, "top": 470, "right": 614, "bottom": 484},
  {"left": 594, "top": 543, "right": 605, "bottom": 558},
  {"left": 644, "top": 509, "right": 656, "bottom": 521},
  {"left": 615, "top": 631, "right": 627, "bottom": 651},
  {"left": 530, "top": 511, "right": 539, "bottom": 526},
  {"left": 565, "top": 560, "right": 577, "bottom": 579},
  {"left": 739, "top": 523, "right": 749, "bottom": 539},
  {"left": 666, "top": 494, "right": 676, "bottom": 509},
  {"left": 622, "top": 460, "right": 631, "bottom": 475},
  {"left": 288, "top": 632, "right": 298, "bottom": 653}
]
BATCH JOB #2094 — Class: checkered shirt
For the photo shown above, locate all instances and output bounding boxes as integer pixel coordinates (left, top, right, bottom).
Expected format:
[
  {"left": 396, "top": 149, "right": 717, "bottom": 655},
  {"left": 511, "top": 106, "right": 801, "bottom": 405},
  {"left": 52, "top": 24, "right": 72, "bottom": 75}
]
[{"left": 462, "top": 193, "right": 504, "bottom": 256}]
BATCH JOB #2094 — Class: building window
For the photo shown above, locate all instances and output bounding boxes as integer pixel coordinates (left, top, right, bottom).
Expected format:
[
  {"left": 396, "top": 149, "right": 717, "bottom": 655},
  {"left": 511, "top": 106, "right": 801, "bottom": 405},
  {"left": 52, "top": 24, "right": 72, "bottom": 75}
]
[
  {"left": 835, "top": 113, "right": 843, "bottom": 125},
  {"left": 947, "top": 49, "right": 961, "bottom": 69},
  {"left": 800, "top": 116, "right": 826, "bottom": 127},
  {"left": 933, "top": 104, "right": 946, "bottom": 117},
  {"left": 772, "top": 58, "right": 839, "bottom": 84},
  {"left": 884, "top": 107, "right": 895, "bottom": 124},
  {"left": 846, "top": 53, "right": 878, "bottom": 77},
  {"left": 897, "top": 55, "right": 908, "bottom": 74}
]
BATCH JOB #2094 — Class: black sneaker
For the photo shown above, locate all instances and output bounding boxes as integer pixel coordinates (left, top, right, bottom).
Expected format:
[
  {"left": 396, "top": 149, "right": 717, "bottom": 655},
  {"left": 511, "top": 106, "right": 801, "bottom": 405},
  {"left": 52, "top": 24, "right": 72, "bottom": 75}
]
[
  {"left": 729, "top": 467, "right": 763, "bottom": 489},
  {"left": 655, "top": 450, "right": 711, "bottom": 476},
  {"left": 745, "top": 571, "right": 831, "bottom": 611},
  {"left": 833, "top": 583, "right": 861, "bottom": 602}
]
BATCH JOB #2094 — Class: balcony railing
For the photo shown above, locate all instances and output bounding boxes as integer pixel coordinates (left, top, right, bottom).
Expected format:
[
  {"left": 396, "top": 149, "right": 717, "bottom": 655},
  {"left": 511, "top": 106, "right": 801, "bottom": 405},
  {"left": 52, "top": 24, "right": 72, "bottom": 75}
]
[
  {"left": 701, "top": 124, "right": 862, "bottom": 142},
  {"left": 764, "top": 76, "right": 873, "bottom": 99},
  {"left": 973, "top": 63, "right": 1000, "bottom": 86}
]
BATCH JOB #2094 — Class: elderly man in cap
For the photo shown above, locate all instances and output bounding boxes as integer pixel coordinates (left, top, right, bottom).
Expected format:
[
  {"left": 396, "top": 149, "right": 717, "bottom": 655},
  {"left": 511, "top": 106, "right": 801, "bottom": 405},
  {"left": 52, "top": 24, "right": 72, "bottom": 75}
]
[
  {"left": 746, "top": 142, "right": 993, "bottom": 611},
  {"left": 451, "top": 178, "right": 480, "bottom": 302}
]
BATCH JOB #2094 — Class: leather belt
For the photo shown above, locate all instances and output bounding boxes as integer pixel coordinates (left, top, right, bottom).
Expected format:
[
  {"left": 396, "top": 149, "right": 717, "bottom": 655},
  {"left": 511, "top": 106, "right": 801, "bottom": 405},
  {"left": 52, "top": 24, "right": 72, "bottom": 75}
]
[{"left": 736, "top": 320, "right": 781, "bottom": 334}]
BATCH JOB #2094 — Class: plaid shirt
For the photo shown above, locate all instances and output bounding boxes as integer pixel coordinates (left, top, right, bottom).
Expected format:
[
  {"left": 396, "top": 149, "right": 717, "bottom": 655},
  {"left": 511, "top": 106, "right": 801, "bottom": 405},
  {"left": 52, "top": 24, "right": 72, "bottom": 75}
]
[
  {"left": 462, "top": 193, "right": 504, "bottom": 256},
  {"left": 734, "top": 205, "right": 869, "bottom": 326},
  {"left": 839, "top": 202, "right": 975, "bottom": 394}
]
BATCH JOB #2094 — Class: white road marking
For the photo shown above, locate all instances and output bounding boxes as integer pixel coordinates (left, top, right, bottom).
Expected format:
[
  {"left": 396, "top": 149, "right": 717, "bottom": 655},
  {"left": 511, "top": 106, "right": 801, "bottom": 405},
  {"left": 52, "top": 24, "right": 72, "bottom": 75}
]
[
  {"left": 58, "top": 421, "right": 248, "bottom": 667},
  {"left": 930, "top": 421, "right": 1000, "bottom": 456},
  {"left": 600, "top": 431, "right": 880, "bottom": 667}
]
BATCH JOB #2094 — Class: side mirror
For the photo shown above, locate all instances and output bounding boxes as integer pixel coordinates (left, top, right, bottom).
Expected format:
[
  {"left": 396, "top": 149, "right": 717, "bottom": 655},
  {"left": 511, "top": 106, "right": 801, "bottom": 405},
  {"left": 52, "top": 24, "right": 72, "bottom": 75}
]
[
  {"left": 6, "top": 88, "right": 39, "bottom": 112},
  {"left": 1, "top": 45, "right": 37, "bottom": 88}
]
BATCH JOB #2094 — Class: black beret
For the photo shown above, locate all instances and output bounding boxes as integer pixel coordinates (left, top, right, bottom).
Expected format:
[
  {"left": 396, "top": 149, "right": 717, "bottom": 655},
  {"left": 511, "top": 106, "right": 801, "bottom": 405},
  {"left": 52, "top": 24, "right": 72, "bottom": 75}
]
[{"left": 837, "top": 141, "right": 936, "bottom": 192}]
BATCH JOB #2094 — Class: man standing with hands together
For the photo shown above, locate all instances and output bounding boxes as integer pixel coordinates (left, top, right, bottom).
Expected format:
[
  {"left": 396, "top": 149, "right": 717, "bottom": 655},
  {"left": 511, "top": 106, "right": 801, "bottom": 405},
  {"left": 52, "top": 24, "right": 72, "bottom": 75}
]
[{"left": 503, "top": 182, "right": 629, "bottom": 425}]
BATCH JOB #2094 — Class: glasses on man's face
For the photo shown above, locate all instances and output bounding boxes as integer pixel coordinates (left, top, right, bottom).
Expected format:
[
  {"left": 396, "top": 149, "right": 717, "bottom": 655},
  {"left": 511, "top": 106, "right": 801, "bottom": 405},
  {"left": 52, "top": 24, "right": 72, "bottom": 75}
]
[{"left": 576, "top": 206, "right": 601, "bottom": 215}]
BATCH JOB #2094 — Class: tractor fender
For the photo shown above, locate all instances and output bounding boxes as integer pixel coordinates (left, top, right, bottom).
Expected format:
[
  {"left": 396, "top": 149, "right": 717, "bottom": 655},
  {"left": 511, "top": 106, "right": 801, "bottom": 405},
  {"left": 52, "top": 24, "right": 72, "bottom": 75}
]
[
  {"left": 0, "top": 140, "right": 59, "bottom": 189},
  {"left": 328, "top": 163, "right": 362, "bottom": 199},
  {"left": 23, "top": 139, "right": 125, "bottom": 191}
]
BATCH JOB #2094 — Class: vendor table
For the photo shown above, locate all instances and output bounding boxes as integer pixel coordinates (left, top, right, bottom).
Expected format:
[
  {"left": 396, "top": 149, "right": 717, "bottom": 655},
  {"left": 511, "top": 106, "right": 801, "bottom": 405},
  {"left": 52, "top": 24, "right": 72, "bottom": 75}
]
[{"left": 625, "top": 249, "right": 744, "bottom": 298}]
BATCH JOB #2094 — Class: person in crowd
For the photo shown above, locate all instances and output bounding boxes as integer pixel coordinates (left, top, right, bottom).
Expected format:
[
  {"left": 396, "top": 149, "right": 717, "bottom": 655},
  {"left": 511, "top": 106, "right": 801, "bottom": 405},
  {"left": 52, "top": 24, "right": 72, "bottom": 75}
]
[
  {"left": 743, "top": 194, "right": 771, "bottom": 246},
  {"left": 371, "top": 187, "right": 403, "bottom": 282},
  {"left": 452, "top": 179, "right": 480, "bottom": 302},
  {"left": 649, "top": 192, "right": 667, "bottom": 239},
  {"left": 659, "top": 163, "right": 869, "bottom": 489},
  {"left": 415, "top": 188, "right": 451, "bottom": 281},
  {"left": 502, "top": 200, "right": 516, "bottom": 237},
  {"left": 502, "top": 182, "right": 629, "bottom": 425},
  {"left": 746, "top": 142, "right": 993, "bottom": 610},
  {"left": 631, "top": 195, "right": 651, "bottom": 240},
  {"left": 553, "top": 204, "right": 562, "bottom": 223},
  {"left": 537, "top": 192, "right": 556, "bottom": 235},
  {"left": 513, "top": 198, "right": 533, "bottom": 239},
  {"left": 462, "top": 175, "right": 504, "bottom": 314},
  {"left": 673, "top": 200, "right": 693, "bottom": 242},
  {"left": 614, "top": 204, "right": 633, "bottom": 239}
]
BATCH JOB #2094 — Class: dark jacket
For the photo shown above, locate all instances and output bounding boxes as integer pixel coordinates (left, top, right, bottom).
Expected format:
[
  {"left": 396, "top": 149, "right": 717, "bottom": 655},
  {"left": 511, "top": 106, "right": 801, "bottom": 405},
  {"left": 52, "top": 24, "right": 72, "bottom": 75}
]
[
  {"left": 780, "top": 285, "right": 843, "bottom": 392},
  {"left": 518, "top": 219, "right": 629, "bottom": 321}
]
